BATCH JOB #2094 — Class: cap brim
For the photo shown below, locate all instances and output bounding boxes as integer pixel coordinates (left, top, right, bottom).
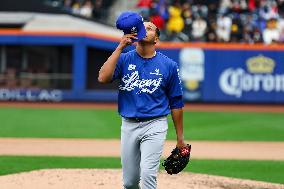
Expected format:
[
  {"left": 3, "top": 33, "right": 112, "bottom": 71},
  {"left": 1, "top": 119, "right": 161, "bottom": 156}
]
[{"left": 132, "top": 23, "right": 146, "bottom": 42}]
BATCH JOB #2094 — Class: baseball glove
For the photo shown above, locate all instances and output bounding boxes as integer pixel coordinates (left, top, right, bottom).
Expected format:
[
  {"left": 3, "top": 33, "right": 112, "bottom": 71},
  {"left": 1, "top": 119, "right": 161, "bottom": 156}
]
[{"left": 162, "top": 144, "right": 191, "bottom": 175}]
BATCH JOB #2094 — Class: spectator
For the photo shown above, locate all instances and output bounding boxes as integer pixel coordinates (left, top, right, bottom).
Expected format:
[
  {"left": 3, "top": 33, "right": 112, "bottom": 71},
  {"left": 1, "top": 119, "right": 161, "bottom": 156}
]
[
  {"left": 242, "top": 26, "right": 254, "bottom": 43},
  {"left": 242, "top": 14, "right": 258, "bottom": 32},
  {"left": 278, "top": 0, "right": 284, "bottom": 13},
  {"left": 259, "top": 1, "right": 279, "bottom": 20},
  {"left": 181, "top": 2, "right": 193, "bottom": 37},
  {"left": 252, "top": 28, "right": 263, "bottom": 43},
  {"left": 166, "top": 2, "right": 184, "bottom": 33},
  {"left": 63, "top": 0, "right": 73, "bottom": 12},
  {"left": 207, "top": 0, "right": 218, "bottom": 17},
  {"left": 153, "top": 0, "right": 169, "bottom": 21},
  {"left": 219, "top": 0, "right": 232, "bottom": 15},
  {"left": 72, "top": 1, "right": 81, "bottom": 15},
  {"left": 150, "top": 9, "right": 165, "bottom": 30},
  {"left": 230, "top": 17, "right": 243, "bottom": 42},
  {"left": 3, "top": 68, "right": 18, "bottom": 89},
  {"left": 191, "top": 15, "right": 207, "bottom": 41},
  {"left": 263, "top": 18, "right": 280, "bottom": 44},
  {"left": 248, "top": 0, "right": 257, "bottom": 12},
  {"left": 279, "top": 27, "right": 284, "bottom": 42},
  {"left": 192, "top": 4, "right": 208, "bottom": 18},
  {"left": 80, "top": 0, "right": 93, "bottom": 18},
  {"left": 136, "top": 0, "right": 153, "bottom": 19},
  {"left": 19, "top": 69, "right": 36, "bottom": 89},
  {"left": 231, "top": 0, "right": 248, "bottom": 14},
  {"left": 92, "top": 0, "right": 104, "bottom": 21},
  {"left": 137, "top": 0, "right": 153, "bottom": 9},
  {"left": 277, "top": 12, "right": 284, "bottom": 33},
  {"left": 216, "top": 14, "right": 232, "bottom": 42},
  {"left": 207, "top": 20, "right": 218, "bottom": 42}
]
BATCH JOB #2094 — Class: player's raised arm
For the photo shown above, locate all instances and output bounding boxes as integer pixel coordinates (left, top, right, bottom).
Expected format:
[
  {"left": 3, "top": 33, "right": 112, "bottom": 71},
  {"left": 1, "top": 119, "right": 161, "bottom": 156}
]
[{"left": 98, "top": 34, "right": 137, "bottom": 83}]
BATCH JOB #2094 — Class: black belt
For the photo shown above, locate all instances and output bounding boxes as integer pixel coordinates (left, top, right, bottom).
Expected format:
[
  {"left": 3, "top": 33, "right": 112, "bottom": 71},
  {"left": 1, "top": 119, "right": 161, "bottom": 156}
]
[{"left": 124, "top": 115, "right": 166, "bottom": 122}]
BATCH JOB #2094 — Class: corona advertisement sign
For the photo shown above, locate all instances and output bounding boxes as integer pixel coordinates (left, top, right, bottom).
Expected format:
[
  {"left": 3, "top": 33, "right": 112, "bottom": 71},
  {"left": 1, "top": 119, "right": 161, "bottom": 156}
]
[
  {"left": 203, "top": 51, "right": 284, "bottom": 103},
  {"left": 219, "top": 55, "right": 284, "bottom": 98}
]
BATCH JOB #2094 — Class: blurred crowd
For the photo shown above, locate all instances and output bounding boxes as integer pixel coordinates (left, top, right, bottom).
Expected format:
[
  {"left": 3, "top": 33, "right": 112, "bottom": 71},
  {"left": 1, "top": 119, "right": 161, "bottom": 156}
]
[
  {"left": 136, "top": 0, "right": 284, "bottom": 44},
  {"left": 47, "top": 0, "right": 284, "bottom": 44},
  {"left": 46, "top": 0, "right": 107, "bottom": 21},
  {"left": 0, "top": 67, "right": 73, "bottom": 89},
  {"left": 0, "top": 68, "right": 43, "bottom": 89}
]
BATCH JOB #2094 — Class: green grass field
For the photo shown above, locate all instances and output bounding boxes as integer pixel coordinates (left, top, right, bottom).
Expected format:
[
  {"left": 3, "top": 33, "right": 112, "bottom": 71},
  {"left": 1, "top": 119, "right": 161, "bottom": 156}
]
[
  {"left": 0, "top": 108, "right": 283, "bottom": 141},
  {"left": 0, "top": 156, "right": 283, "bottom": 184},
  {"left": 0, "top": 107, "right": 283, "bottom": 184}
]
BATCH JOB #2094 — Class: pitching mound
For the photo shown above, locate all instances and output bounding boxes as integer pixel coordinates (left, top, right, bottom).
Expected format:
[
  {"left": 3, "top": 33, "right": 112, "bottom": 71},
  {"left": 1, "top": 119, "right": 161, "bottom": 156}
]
[{"left": 0, "top": 169, "right": 283, "bottom": 189}]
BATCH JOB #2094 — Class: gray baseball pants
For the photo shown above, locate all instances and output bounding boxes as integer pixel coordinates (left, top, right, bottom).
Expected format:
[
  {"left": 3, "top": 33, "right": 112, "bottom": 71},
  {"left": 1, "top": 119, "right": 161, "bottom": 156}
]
[{"left": 121, "top": 116, "right": 168, "bottom": 189}]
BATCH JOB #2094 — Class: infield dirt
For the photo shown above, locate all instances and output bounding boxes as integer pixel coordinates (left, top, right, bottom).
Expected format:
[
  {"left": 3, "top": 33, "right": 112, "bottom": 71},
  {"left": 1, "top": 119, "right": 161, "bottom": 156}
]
[{"left": 0, "top": 169, "right": 283, "bottom": 189}]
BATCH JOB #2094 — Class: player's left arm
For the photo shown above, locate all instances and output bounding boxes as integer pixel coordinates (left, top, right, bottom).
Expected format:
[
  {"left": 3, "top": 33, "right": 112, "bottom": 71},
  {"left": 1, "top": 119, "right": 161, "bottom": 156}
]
[
  {"left": 166, "top": 61, "right": 186, "bottom": 148},
  {"left": 171, "top": 107, "right": 186, "bottom": 148}
]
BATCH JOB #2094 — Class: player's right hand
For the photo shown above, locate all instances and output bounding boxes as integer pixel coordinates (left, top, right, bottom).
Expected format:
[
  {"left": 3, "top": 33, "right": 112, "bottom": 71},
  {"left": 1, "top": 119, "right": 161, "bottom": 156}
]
[{"left": 117, "top": 34, "right": 138, "bottom": 50}]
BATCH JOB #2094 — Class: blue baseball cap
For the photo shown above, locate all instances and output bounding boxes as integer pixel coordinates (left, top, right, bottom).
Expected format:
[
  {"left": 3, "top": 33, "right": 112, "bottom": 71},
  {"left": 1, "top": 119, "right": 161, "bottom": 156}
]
[{"left": 116, "top": 11, "right": 146, "bottom": 42}]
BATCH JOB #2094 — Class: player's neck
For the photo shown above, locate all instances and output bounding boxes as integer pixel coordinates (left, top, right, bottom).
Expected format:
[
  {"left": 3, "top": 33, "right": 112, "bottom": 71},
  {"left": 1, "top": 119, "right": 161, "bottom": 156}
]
[{"left": 136, "top": 44, "right": 156, "bottom": 58}]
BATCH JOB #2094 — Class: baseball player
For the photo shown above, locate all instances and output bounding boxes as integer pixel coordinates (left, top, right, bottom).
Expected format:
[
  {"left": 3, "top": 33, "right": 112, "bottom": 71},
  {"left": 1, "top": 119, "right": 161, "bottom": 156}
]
[{"left": 98, "top": 12, "right": 186, "bottom": 189}]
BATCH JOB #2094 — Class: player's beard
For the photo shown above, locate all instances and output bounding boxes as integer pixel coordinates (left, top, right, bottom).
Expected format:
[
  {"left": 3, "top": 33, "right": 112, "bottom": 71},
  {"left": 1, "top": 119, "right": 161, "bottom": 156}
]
[{"left": 139, "top": 35, "right": 156, "bottom": 45}]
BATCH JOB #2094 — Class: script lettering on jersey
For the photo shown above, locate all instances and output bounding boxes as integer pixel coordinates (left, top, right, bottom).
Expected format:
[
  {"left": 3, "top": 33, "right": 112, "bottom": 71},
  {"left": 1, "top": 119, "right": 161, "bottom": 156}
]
[{"left": 119, "top": 71, "right": 163, "bottom": 94}]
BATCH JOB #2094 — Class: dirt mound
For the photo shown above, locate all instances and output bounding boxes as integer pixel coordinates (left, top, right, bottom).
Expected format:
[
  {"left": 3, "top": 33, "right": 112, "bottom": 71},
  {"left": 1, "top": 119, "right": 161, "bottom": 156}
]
[{"left": 0, "top": 169, "right": 283, "bottom": 189}]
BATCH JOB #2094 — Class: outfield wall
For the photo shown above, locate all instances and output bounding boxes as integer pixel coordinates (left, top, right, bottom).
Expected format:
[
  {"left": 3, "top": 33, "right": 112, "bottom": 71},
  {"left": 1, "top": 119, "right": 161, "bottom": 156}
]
[{"left": 0, "top": 30, "right": 283, "bottom": 103}]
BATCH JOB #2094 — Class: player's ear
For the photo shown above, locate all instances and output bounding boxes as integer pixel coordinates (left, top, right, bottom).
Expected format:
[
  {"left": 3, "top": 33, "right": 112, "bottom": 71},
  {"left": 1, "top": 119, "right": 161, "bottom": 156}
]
[{"left": 154, "top": 36, "right": 159, "bottom": 44}]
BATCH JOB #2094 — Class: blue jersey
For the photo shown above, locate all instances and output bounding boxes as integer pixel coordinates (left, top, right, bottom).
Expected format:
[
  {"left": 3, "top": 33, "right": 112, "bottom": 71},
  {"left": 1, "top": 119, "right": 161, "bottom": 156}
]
[{"left": 112, "top": 50, "right": 183, "bottom": 118}]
